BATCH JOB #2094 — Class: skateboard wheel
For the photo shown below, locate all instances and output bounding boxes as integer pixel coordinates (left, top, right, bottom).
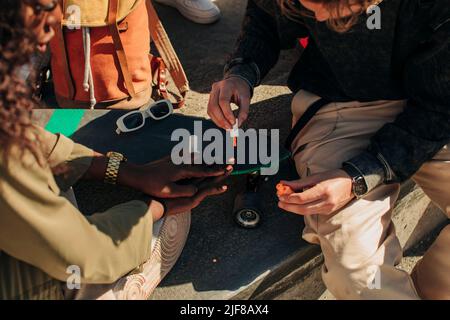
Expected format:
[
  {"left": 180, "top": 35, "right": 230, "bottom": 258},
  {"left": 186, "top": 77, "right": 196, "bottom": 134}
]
[
  {"left": 235, "top": 208, "right": 261, "bottom": 229},
  {"left": 233, "top": 191, "right": 263, "bottom": 229}
]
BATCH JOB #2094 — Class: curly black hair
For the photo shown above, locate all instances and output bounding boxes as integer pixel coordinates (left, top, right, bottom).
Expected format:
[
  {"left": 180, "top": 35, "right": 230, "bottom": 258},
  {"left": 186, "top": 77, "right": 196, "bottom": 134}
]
[{"left": 0, "top": 0, "right": 43, "bottom": 165}]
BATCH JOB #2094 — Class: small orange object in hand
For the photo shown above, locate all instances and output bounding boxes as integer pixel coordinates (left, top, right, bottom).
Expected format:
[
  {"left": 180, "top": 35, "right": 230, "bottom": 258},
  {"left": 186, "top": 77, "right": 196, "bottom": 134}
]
[{"left": 276, "top": 183, "right": 295, "bottom": 197}]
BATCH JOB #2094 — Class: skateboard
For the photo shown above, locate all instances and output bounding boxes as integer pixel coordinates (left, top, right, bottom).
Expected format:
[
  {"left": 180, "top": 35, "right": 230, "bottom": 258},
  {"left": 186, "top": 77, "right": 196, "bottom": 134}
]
[{"left": 32, "top": 109, "right": 291, "bottom": 228}]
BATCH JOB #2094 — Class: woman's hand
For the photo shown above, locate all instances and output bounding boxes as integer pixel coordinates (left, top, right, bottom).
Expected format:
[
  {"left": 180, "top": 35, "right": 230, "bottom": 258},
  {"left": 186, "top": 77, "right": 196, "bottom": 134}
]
[
  {"left": 207, "top": 77, "right": 252, "bottom": 129},
  {"left": 150, "top": 169, "right": 232, "bottom": 218},
  {"left": 163, "top": 184, "right": 228, "bottom": 216},
  {"left": 277, "top": 169, "right": 355, "bottom": 216},
  {"left": 119, "top": 157, "right": 233, "bottom": 199}
]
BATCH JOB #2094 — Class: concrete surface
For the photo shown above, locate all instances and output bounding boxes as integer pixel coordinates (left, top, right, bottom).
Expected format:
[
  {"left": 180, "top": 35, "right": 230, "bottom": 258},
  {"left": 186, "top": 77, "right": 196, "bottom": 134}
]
[{"left": 71, "top": 0, "right": 447, "bottom": 300}]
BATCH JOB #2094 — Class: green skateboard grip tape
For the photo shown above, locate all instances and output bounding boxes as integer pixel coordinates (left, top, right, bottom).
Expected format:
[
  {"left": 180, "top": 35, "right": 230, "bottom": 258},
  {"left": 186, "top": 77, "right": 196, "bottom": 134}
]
[
  {"left": 44, "top": 109, "right": 86, "bottom": 137},
  {"left": 230, "top": 152, "right": 291, "bottom": 176}
]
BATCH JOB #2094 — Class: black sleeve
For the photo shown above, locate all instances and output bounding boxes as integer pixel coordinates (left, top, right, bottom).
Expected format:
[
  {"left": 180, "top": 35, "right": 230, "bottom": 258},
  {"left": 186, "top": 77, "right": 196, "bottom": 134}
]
[
  {"left": 224, "top": 0, "right": 308, "bottom": 88},
  {"left": 347, "top": 13, "right": 450, "bottom": 185}
]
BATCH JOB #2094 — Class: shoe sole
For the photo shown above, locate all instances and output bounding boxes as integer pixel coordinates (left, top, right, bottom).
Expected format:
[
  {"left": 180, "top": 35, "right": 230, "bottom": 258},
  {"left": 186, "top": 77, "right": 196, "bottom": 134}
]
[
  {"left": 111, "top": 212, "right": 191, "bottom": 300},
  {"left": 156, "top": 0, "right": 221, "bottom": 24}
]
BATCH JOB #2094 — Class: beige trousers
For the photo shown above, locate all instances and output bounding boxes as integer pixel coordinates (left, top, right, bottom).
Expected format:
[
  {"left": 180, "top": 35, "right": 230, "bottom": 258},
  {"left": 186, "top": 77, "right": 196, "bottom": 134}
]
[{"left": 291, "top": 90, "right": 450, "bottom": 300}]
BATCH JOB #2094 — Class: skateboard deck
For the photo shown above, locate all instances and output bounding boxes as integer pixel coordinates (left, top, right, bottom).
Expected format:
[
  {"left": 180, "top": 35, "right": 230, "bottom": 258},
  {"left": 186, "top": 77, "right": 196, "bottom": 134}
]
[{"left": 32, "top": 109, "right": 290, "bottom": 175}]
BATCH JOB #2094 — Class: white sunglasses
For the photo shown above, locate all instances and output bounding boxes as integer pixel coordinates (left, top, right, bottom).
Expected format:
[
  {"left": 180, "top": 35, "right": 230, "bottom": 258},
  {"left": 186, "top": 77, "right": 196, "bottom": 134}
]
[{"left": 116, "top": 100, "right": 174, "bottom": 135}]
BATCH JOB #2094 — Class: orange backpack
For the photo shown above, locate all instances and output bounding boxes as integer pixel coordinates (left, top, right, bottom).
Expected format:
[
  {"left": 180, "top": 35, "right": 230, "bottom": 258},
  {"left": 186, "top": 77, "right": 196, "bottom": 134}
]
[{"left": 50, "top": 0, "right": 189, "bottom": 109}]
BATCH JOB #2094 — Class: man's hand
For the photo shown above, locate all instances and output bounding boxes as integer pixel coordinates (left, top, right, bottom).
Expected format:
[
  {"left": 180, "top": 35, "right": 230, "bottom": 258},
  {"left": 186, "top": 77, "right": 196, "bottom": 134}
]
[
  {"left": 208, "top": 77, "right": 251, "bottom": 129},
  {"left": 119, "top": 157, "right": 233, "bottom": 199},
  {"left": 277, "top": 169, "right": 355, "bottom": 216}
]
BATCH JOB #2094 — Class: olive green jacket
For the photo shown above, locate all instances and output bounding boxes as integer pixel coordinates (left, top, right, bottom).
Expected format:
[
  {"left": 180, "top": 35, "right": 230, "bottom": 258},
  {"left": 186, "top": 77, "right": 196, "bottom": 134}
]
[{"left": 0, "top": 127, "right": 153, "bottom": 299}]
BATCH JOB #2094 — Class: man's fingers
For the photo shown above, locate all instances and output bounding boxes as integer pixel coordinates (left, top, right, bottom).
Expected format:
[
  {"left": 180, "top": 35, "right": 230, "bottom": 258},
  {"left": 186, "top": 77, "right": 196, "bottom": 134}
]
[
  {"left": 279, "top": 186, "right": 323, "bottom": 205},
  {"left": 278, "top": 199, "right": 325, "bottom": 216},
  {"left": 208, "top": 86, "right": 231, "bottom": 129},
  {"left": 218, "top": 87, "right": 237, "bottom": 128},
  {"left": 237, "top": 94, "right": 250, "bottom": 125},
  {"left": 280, "top": 176, "right": 321, "bottom": 192}
]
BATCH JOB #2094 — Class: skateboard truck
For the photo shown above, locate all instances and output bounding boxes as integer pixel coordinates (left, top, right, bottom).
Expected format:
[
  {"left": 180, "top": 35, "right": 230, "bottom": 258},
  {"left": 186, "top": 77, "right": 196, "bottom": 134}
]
[
  {"left": 229, "top": 119, "right": 267, "bottom": 229},
  {"left": 233, "top": 171, "right": 264, "bottom": 229},
  {"left": 229, "top": 119, "right": 263, "bottom": 228}
]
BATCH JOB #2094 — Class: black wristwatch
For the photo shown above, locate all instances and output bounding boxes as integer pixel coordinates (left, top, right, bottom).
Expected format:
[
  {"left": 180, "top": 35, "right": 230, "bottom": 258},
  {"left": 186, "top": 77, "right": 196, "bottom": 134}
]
[{"left": 342, "top": 163, "right": 369, "bottom": 199}]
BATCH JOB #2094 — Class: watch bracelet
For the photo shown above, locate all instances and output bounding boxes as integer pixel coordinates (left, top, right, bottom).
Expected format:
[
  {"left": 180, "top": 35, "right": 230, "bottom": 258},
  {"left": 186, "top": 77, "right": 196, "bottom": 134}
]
[{"left": 104, "top": 153, "right": 124, "bottom": 185}]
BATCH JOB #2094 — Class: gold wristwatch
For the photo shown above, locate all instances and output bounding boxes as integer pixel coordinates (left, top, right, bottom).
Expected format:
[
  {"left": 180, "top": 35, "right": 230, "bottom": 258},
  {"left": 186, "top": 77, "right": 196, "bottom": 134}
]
[{"left": 104, "top": 152, "right": 127, "bottom": 185}]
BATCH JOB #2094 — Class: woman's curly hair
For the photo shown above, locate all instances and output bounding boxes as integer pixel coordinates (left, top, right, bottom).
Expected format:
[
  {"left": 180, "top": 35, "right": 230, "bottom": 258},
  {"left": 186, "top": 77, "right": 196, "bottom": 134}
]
[
  {"left": 0, "top": 0, "right": 43, "bottom": 165},
  {"left": 278, "top": 0, "right": 379, "bottom": 33}
]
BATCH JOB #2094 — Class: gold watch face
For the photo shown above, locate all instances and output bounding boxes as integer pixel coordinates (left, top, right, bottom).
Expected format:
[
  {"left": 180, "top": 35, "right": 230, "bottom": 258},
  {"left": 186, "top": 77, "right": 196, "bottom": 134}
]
[{"left": 107, "top": 151, "right": 126, "bottom": 162}]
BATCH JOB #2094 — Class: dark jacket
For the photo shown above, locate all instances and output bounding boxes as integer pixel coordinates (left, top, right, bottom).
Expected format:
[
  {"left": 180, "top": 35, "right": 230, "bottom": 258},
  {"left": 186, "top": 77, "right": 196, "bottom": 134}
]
[{"left": 224, "top": 0, "right": 450, "bottom": 191}]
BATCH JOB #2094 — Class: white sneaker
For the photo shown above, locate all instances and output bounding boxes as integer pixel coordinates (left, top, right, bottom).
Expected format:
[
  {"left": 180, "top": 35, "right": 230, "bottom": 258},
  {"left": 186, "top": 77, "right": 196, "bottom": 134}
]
[
  {"left": 156, "top": 0, "right": 221, "bottom": 24},
  {"left": 113, "top": 212, "right": 192, "bottom": 300}
]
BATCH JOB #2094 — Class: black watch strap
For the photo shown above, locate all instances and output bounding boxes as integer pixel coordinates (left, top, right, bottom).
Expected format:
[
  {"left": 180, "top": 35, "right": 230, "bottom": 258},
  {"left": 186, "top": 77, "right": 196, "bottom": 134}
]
[{"left": 342, "top": 163, "right": 369, "bottom": 199}]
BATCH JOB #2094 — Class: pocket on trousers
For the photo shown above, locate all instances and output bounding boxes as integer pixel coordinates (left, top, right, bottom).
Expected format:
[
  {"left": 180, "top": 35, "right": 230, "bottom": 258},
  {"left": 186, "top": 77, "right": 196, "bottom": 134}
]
[
  {"left": 295, "top": 162, "right": 311, "bottom": 179},
  {"left": 290, "top": 102, "right": 338, "bottom": 157}
]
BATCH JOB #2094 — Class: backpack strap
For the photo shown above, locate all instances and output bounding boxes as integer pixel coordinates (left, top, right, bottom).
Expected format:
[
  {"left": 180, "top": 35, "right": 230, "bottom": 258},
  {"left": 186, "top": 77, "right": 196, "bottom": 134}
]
[
  {"left": 146, "top": 0, "right": 189, "bottom": 108},
  {"left": 108, "top": 0, "right": 137, "bottom": 98},
  {"left": 54, "top": 21, "right": 75, "bottom": 100}
]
